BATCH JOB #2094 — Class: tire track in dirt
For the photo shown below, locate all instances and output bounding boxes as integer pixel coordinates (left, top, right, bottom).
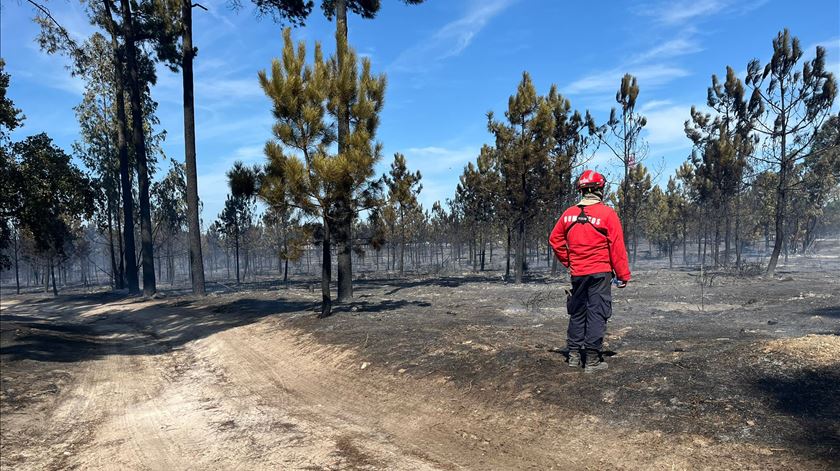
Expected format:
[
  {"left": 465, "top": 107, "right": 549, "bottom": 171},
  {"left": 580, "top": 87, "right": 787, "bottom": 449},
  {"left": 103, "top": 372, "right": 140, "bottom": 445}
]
[
  {"left": 198, "top": 321, "right": 576, "bottom": 469},
  {"left": 5, "top": 292, "right": 836, "bottom": 470}
]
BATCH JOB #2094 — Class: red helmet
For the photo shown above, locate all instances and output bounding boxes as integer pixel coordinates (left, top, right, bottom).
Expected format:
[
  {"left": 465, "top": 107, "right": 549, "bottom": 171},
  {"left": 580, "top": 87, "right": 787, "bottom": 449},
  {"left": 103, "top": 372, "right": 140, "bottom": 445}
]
[{"left": 577, "top": 170, "right": 606, "bottom": 190}]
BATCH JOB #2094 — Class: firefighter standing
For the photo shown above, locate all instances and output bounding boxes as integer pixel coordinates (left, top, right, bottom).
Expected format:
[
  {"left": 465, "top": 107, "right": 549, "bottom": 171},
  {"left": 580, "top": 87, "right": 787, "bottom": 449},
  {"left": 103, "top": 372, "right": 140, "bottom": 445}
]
[{"left": 549, "top": 170, "right": 631, "bottom": 373}]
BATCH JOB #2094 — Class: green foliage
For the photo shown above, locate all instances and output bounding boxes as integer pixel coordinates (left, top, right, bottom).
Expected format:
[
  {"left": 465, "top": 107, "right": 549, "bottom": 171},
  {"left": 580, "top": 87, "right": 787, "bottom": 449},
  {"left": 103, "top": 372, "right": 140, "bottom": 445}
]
[
  {"left": 384, "top": 153, "right": 422, "bottom": 212},
  {"left": 259, "top": 28, "right": 384, "bottom": 223},
  {"left": 455, "top": 145, "right": 499, "bottom": 233},
  {"left": 646, "top": 177, "right": 685, "bottom": 265},
  {"left": 589, "top": 73, "right": 648, "bottom": 237},
  {"left": 11, "top": 134, "right": 95, "bottom": 260},
  {"left": 745, "top": 28, "right": 837, "bottom": 273},
  {"left": 0, "top": 60, "right": 25, "bottom": 268},
  {"left": 546, "top": 86, "right": 590, "bottom": 209},
  {"left": 242, "top": 0, "right": 426, "bottom": 25},
  {"left": 217, "top": 194, "right": 253, "bottom": 242},
  {"left": 258, "top": 27, "right": 386, "bottom": 310},
  {"left": 0, "top": 60, "right": 24, "bottom": 144},
  {"left": 151, "top": 159, "right": 188, "bottom": 235},
  {"left": 384, "top": 152, "right": 422, "bottom": 274},
  {"left": 487, "top": 71, "right": 555, "bottom": 282},
  {"left": 616, "top": 163, "right": 652, "bottom": 262}
]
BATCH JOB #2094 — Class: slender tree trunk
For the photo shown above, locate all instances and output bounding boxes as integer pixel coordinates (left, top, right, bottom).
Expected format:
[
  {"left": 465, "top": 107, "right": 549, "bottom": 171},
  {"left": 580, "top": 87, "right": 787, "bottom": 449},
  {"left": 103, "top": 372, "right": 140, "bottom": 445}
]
[
  {"left": 334, "top": 0, "right": 353, "bottom": 302},
  {"left": 505, "top": 226, "right": 511, "bottom": 280},
  {"left": 735, "top": 193, "right": 742, "bottom": 269},
  {"left": 480, "top": 235, "right": 486, "bottom": 271},
  {"left": 234, "top": 230, "right": 240, "bottom": 285},
  {"left": 767, "top": 87, "right": 789, "bottom": 275},
  {"left": 13, "top": 228, "right": 20, "bottom": 294},
  {"left": 107, "top": 204, "right": 118, "bottom": 288},
  {"left": 320, "top": 216, "right": 332, "bottom": 318},
  {"left": 225, "top": 246, "right": 230, "bottom": 280},
  {"left": 168, "top": 242, "right": 175, "bottom": 285},
  {"left": 50, "top": 258, "right": 58, "bottom": 296},
  {"left": 714, "top": 213, "right": 720, "bottom": 267},
  {"left": 181, "top": 0, "right": 206, "bottom": 295},
  {"left": 104, "top": 0, "right": 139, "bottom": 294},
  {"left": 724, "top": 202, "right": 731, "bottom": 267},
  {"left": 115, "top": 189, "right": 125, "bottom": 287},
  {"left": 514, "top": 218, "right": 525, "bottom": 283},
  {"left": 119, "top": 0, "right": 155, "bottom": 296},
  {"left": 668, "top": 243, "right": 673, "bottom": 269},
  {"left": 399, "top": 209, "right": 405, "bottom": 276}
]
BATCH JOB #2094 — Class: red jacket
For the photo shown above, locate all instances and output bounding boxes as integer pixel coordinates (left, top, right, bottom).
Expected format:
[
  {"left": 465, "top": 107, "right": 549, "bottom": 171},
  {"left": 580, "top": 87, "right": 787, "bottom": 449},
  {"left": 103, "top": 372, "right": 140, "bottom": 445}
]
[{"left": 549, "top": 202, "right": 631, "bottom": 281}]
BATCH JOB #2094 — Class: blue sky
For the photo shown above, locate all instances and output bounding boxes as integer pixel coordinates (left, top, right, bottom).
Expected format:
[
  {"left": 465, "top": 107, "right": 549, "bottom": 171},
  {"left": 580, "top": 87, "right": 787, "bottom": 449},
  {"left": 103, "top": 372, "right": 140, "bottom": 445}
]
[{"left": 2, "top": 0, "right": 839, "bottom": 225}]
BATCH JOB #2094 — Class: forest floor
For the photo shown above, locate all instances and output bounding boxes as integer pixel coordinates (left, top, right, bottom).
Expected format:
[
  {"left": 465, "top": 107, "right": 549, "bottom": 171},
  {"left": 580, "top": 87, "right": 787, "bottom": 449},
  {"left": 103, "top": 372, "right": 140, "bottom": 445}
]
[{"left": 1, "top": 257, "right": 839, "bottom": 470}]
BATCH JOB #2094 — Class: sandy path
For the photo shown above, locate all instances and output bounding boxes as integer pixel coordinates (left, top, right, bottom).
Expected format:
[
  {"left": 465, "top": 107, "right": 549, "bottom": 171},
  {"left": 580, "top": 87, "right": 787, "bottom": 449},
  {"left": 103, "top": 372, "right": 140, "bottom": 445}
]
[{"left": 2, "top": 293, "right": 834, "bottom": 470}]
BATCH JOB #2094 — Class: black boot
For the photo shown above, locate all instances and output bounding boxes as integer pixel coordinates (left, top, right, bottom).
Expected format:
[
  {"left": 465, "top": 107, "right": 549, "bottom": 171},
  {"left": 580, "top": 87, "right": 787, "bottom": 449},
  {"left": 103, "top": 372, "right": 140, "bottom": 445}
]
[
  {"left": 585, "top": 349, "right": 608, "bottom": 373},
  {"left": 568, "top": 350, "right": 581, "bottom": 368}
]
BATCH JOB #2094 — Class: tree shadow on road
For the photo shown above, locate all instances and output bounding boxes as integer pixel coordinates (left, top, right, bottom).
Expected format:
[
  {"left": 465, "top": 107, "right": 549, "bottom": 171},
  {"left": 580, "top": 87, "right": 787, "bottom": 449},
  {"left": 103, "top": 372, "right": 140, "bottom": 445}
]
[
  {"left": 0, "top": 295, "right": 315, "bottom": 364},
  {"left": 331, "top": 299, "right": 433, "bottom": 314},
  {"left": 375, "top": 275, "right": 507, "bottom": 296},
  {"left": 806, "top": 306, "right": 840, "bottom": 319},
  {"left": 750, "top": 366, "right": 840, "bottom": 462}
]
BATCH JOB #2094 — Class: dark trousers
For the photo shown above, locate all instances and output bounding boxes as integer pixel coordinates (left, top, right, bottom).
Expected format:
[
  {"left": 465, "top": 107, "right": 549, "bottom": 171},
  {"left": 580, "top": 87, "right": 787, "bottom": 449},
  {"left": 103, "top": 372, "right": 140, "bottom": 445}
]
[{"left": 566, "top": 272, "right": 612, "bottom": 352}]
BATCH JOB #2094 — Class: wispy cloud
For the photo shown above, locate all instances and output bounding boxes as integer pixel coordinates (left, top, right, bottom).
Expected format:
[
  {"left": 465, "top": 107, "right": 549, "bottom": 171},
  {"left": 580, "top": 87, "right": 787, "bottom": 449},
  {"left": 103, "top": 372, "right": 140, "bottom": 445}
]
[
  {"left": 639, "top": 0, "right": 726, "bottom": 25},
  {"left": 402, "top": 145, "right": 478, "bottom": 176},
  {"left": 630, "top": 36, "right": 704, "bottom": 64},
  {"left": 564, "top": 27, "right": 703, "bottom": 98},
  {"left": 196, "top": 143, "right": 268, "bottom": 221},
  {"left": 390, "top": 0, "right": 516, "bottom": 73},
  {"left": 636, "top": 0, "right": 769, "bottom": 25},
  {"left": 565, "top": 64, "right": 690, "bottom": 95},
  {"left": 642, "top": 102, "right": 692, "bottom": 147}
]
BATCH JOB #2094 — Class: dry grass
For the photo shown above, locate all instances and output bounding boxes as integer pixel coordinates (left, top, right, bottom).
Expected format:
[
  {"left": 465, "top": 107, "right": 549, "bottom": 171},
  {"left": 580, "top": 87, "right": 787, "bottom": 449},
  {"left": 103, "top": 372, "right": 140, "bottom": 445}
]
[{"left": 762, "top": 335, "right": 840, "bottom": 366}]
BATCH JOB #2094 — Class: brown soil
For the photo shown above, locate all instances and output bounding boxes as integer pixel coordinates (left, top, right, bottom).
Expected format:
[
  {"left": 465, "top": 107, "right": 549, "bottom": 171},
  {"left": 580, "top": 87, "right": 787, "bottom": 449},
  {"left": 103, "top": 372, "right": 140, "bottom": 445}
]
[{"left": 1, "top": 260, "right": 838, "bottom": 470}]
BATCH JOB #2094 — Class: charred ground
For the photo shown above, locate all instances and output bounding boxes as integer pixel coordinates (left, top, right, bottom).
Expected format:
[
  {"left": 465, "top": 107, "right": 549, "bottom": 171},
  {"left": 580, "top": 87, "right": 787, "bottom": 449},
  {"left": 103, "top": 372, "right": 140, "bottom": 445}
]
[{"left": 1, "top": 259, "right": 839, "bottom": 470}]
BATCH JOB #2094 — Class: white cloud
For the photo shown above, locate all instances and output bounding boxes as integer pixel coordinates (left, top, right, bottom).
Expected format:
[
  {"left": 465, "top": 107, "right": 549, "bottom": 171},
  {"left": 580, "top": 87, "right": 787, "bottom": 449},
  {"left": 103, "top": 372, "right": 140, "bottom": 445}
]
[
  {"left": 564, "top": 28, "right": 703, "bottom": 98},
  {"left": 636, "top": 0, "right": 769, "bottom": 25},
  {"left": 631, "top": 37, "right": 703, "bottom": 63},
  {"left": 565, "top": 64, "right": 690, "bottom": 95},
  {"left": 196, "top": 144, "right": 268, "bottom": 224},
  {"left": 390, "top": 0, "right": 516, "bottom": 73},
  {"left": 640, "top": 100, "right": 674, "bottom": 112},
  {"left": 642, "top": 0, "right": 726, "bottom": 24},
  {"left": 643, "top": 104, "right": 692, "bottom": 147},
  {"left": 402, "top": 145, "right": 479, "bottom": 176},
  {"left": 196, "top": 172, "right": 229, "bottom": 222}
]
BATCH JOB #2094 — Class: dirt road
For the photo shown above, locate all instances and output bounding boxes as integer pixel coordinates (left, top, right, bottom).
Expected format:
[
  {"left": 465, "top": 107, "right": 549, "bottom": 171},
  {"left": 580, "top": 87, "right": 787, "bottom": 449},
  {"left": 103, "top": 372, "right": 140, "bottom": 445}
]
[{"left": 2, "top": 264, "right": 839, "bottom": 470}]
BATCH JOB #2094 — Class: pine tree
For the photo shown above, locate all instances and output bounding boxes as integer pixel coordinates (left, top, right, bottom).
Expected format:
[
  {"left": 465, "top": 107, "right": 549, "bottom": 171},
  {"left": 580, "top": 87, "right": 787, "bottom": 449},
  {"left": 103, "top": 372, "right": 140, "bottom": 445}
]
[
  {"left": 100, "top": 0, "right": 141, "bottom": 294},
  {"left": 259, "top": 28, "right": 383, "bottom": 317},
  {"left": 219, "top": 161, "right": 260, "bottom": 285},
  {"left": 383, "top": 153, "right": 422, "bottom": 276},
  {"left": 455, "top": 145, "right": 500, "bottom": 272},
  {"left": 616, "top": 163, "right": 652, "bottom": 264},
  {"left": 176, "top": 0, "right": 208, "bottom": 295},
  {"left": 800, "top": 115, "right": 840, "bottom": 251},
  {"left": 685, "top": 66, "right": 760, "bottom": 267},
  {"left": 242, "top": 0, "right": 426, "bottom": 301},
  {"left": 488, "top": 72, "right": 555, "bottom": 283},
  {"left": 745, "top": 29, "right": 837, "bottom": 275},
  {"left": 590, "top": 74, "right": 648, "bottom": 235}
]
